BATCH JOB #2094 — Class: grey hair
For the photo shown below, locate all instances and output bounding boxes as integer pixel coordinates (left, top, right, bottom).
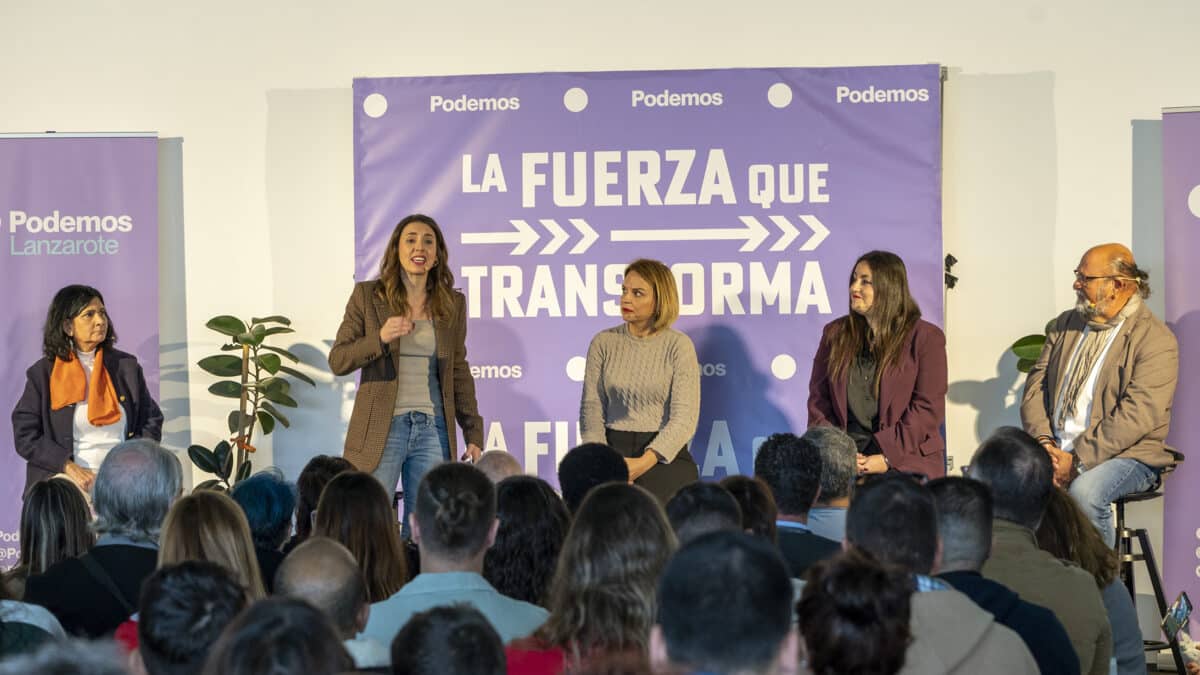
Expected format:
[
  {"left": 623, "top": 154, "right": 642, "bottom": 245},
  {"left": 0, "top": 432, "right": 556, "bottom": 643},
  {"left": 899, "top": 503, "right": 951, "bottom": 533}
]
[
  {"left": 0, "top": 638, "right": 126, "bottom": 675},
  {"left": 1111, "top": 258, "right": 1151, "bottom": 298},
  {"left": 92, "top": 439, "right": 182, "bottom": 543},
  {"left": 802, "top": 426, "right": 857, "bottom": 503}
]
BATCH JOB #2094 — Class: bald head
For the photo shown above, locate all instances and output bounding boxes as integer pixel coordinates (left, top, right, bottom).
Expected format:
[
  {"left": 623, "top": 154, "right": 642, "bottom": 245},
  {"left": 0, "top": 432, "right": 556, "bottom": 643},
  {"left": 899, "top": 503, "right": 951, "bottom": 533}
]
[
  {"left": 475, "top": 451, "right": 523, "bottom": 483},
  {"left": 274, "top": 537, "right": 366, "bottom": 638},
  {"left": 1075, "top": 243, "right": 1150, "bottom": 321}
]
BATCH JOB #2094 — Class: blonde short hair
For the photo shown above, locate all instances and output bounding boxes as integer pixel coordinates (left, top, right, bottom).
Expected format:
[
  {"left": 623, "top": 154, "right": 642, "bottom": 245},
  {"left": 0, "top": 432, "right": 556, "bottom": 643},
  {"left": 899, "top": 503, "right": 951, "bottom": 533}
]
[{"left": 624, "top": 259, "right": 679, "bottom": 333}]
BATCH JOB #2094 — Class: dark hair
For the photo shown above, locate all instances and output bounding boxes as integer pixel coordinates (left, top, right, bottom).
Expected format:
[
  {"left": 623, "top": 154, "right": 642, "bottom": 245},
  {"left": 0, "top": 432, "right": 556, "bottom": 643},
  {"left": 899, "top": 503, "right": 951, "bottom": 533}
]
[
  {"left": 1112, "top": 258, "right": 1151, "bottom": 299},
  {"left": 797, "top": 548, "right": 913, "bottom": 675},
  {"left": 390, "top": 604, "right": 505, "bottom": 675},
  {"left": 230, "top": 468, "right": 297, "bottom": 551},
  {"left": 1036, "top": 487, "right": 1118, "bottom": 588},
  {"left": 658, "top": 531, "right": 793, "bottom": 673},
  {"left": 376, "top": 214, "right": 457, "bottom": 322},
  {"left": 803, "top": 426, "right": 858, "bottom": 503},
  {"left": 826, "top": 251, "right": 921, "bottom": 393},
  {"left": 966, "top": 426, "right": 1053, "bottom": 529},
  {"left": 42, "top": 284, "right": 117, "bottom": 360},
  {"left": 414, "top": 463, "right": 496, "bottom": 560},
  {"left": 138, "top": 561, "right": 248, "bottom": 675},
  {"left": 846, "top": 474, "right": 938, "bottom": 574},
  {"left": 664, "top": 482, "right": 742, "bottom": 546},
  {"left": 18, "top": 477, "right": 95, "bottom": 575},
  {"left": 201, "top": 597, "right": 353, "bottom": 675},
  {"left": 483, "top": 476, "right": 570, "bottom": 607},
  {"left": 754, "top": 433, "right": 823, "bottom": 516},
  {"left": 927, "top": 477, "right": 993, "bottom": 571},
  {"left": 313, "top": 471, "right": 408, "bottom": 602},
  {"left": 718, "top": 475, "right": 778, "bottom": 544},
  {"left": 293, "top": 455, "right": 353, "bottom": 543},
  {"left": 558, "top": 443, "right": 629, "bottom": 513}
]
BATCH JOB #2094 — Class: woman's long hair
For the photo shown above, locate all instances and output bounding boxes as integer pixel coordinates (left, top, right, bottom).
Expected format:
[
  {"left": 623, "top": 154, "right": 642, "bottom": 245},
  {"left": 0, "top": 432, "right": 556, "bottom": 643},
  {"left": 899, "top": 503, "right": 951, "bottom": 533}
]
[
  {"left": 313, "top": 471, "right": 409, "bottom": 602},
  {"left": 292, "top": 455, "right": 353, "bottom": 545},
  {"left": 158, "top": 490, "right": 267, "bottom": 600},
  {"left": 483, "top": 476, "right": 571, "bottom": 607},
  {"left": 42, "top": 284, "right": 117, "bottom": 360},
  {"left": 5, "top": 477, "right": 95, "bottom": 597},
  {"left": 375, "top": 214, "right": 457, "bottom": 322},
  {"left": 827, "top": 251, "right": 921, "bottom": 393},
  {"left": 1035, "top": 486, "right": 1118, "bottom": 588},
  {"left": 537, "top": 483, "right": 677, "bottom": 659}
]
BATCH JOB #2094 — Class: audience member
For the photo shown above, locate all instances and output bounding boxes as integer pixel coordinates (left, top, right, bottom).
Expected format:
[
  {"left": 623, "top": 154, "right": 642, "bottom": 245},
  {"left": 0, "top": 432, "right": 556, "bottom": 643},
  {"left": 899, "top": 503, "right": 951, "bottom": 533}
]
[
  {"left": 391, "top": 604, "right": 506, "bottom": 675},
  {"left": 754, "top": 432, "right": 840, "bottom": 577},
  {"left": 362, "top": 463, "right": 547, "bottom": 644},
  {"left": 0, "top": 637, "right": 127, "bottom": 675},
  {"left": 283, "top": 454, "right": 353, "bottom": 554},
  {"left": 3, "top": 476, "right": 94, "bottom": 599},
  {"left": 0, "top": 571, "right": 64, "bottom": 659},
  {"left": 969, "top": 427, "right": 1114, "bottom": 675},
  {"left": 846, "top": 474, "right": 1038, "bottom": 674},
  {"left": 1037, "top": 486, "right": 1144, "bottom": 675},
  {"left": 664, "top": 481, "right": 742, "bottom": 546},
  {"left": 719, "top": 475, "right": 778, "bottom": 543},
  {"left": 928, "top": 476, "right": 1080, "bottom": 675},
  {"left": 158, "top": 489, "right": 266, "bottom": 600},
  {"left": 797, "top": 548, "right": 912, "bottom": 675},
  {"left": 229, "top": 468, "right": 296, "bottom": 592},
  {"left": 475, "top": 451, "right": 523, "bottom": 483},
  {"left": 558, "top": 443, "right": 628, "bottom": 513},
  {"left": 507, "top": 483, "right": 675, "bottom": 674},
  {"left": 482, "top": 475, "right": 570, "bottom": 607},
  {"left": 651, "top": 531, "right": 798, "bottom": 675},
  {"left": 312, "top": 470, "right": 409, "bottom": 603},
  {"left": 275, "top": 537, "right": 389, "bottom": 670},
  {"left": 130, "top": 561, "right": 246, "bottom": 675},
  {"left": 24, "top": 439, "right": 181, "bottom": 637},
  {"left": 201, "top": 597, "right": 353, "bottom": 675},
  {"left": 802, "top": 425, "right": 857, "bottom": 541}
]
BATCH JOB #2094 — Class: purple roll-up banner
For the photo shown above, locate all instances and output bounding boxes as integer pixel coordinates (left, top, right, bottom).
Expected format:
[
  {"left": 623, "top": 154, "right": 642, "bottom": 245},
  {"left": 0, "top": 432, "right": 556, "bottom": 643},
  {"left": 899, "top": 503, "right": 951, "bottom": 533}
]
[
  {"left": 352, "top": 66, "right": 942, "bottom": 485},
  {"left": 0, "top": 134, "right": 159, "bottom": 567},
  {"left": 1163, "top": 107, "right": 1200, "bottom": 631}
]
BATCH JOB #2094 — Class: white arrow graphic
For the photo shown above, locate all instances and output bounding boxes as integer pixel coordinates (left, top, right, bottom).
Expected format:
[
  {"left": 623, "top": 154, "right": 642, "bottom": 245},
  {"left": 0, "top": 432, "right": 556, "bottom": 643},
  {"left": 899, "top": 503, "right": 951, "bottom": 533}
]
[
  {"left": 797, "top": 214, "right": 830, "bottom": 251},
  {"left": 610, "top": 216, "right": 769, "bottom": 252},
  {"left": 538, "top": 219, "right": 569, "bottom": 255},
  {"left": 768, "top": 215, "right": 800, "bottom": 252},
  {"left": 461, "top": 219, "right": 539, "bottom": 255},
  {"left": 569, "top": 218, "right": 598, "bottom": 255}
]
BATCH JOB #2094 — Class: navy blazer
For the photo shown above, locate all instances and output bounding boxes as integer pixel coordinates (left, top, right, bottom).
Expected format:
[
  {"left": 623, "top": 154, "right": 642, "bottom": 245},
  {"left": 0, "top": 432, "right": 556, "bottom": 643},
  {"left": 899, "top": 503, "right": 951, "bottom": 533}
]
[
  {"left": 807, "top": 318, "right": 947, "bottom": 479},
  {"left": 11, "top": 347, "right": 163, "bottom": 492}
]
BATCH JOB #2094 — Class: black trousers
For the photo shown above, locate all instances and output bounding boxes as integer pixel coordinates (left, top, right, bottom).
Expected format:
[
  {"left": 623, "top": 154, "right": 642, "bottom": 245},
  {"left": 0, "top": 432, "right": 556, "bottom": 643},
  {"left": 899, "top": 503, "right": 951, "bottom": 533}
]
[{"left": 605, "top": 429, "right": 699, "bottom": 505}]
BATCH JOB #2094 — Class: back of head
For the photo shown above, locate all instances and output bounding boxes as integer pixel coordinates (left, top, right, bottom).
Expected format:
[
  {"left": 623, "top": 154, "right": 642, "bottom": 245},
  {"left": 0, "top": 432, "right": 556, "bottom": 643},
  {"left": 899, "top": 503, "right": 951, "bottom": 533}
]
[
  {"left": 797, "top": 548, "right": 913, "bottom": 675},
  {"left": 967, "top": 427, "right": 1053, "bottom": 529},
  {"left": 19, "top": 476, "right": 95, "bottom": 574},
  {"left": 1035, "top": 487, "right": 1117, "bottom": 588},
  {"left": 558, "top": 443, "right": 629, "bottom": 513},
  {"left": 390, "top": 604, "right": 505, "bottom": 675},
  {"left": 482, "top": 475, "right": 570, "bottom": 606},
  {"left": 664, "top": 481, "right": 742, "bottom": 546},
  {"left": 414, "top": 463, "right": 496, "bottom": 561},
  {"left": 294, "top": 455, "right": 353, "bottom": 542},
  {"left": 718, "top": 475, "right": 779, "bottom": 543},
  {"left": 230, "top": 468, "right": 297, "bottom": 551},
  {"left": 802, "top": 426, "right": 857, "bottom": 504},
  {"left": 541, "top": 483, "right": 676, "bottom": 652},
  {"left": 474, "top": 451, "right": 523, "bottom": 483},
  {"left": 201, "top": 597, "right": 353, "bottom": 675},
  {"left": 93, "top": 439, "right": 182, "bottom": 544},
  {"left": 137, "top": 561, "right": 247, "bottom": 675},
  {"left": 927, "top": 477, "right": 993, "bottom": 572},
  {"left": 656, "top": 531, "right": 793, "bottom": 674},
  {"left": 275, "top": 537, "right": 367, "bottom": 638},
  {"left": 312, "top": 471, "right": 408, "bottom": 602},
  {"left": 753, "top": 433, "right": 823, "bottom": 517},
  {"left": 846, "top": 475, "right": 938, "bottom": 574},
  {"left": 0, "top": 638, "right": 126, "bottom": 675},
  {"left": 158, "top": 489, "right": 266, "bottom": 600}
]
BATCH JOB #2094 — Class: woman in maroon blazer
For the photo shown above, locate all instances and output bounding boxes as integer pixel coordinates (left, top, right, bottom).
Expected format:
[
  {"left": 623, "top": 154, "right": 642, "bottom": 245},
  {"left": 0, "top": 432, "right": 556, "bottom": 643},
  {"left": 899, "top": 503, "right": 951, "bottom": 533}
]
[{"left": 807, "top": 251, "right": 946, "bottom": 479}]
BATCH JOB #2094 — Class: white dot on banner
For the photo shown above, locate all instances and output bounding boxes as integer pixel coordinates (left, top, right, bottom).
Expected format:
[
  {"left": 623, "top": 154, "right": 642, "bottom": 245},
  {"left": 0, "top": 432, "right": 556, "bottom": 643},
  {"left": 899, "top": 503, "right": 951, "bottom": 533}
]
[
  {"left": 770, "top": 354, "right": 797, "bottom": 380},
  {"left": 1195, "top": 527, "right": 1200, "bottom": 539},
  {"left": 563, "top": 87, "right": 589, "bottom": 113},
  {"left": 1188, "top": 184, "right": 1200, "bottom": 218},
  {"left": 767, "top": 83, "right": 793, "bottom": 109},
  {"left": 1196, "top": 564, "right": 1200, "bottom": 579},
  {"left": 566, "top": 356, "right": 587, "bottom": 382},
  {"left": 363, "top": 93, "right": 388, "bottom": 118}
]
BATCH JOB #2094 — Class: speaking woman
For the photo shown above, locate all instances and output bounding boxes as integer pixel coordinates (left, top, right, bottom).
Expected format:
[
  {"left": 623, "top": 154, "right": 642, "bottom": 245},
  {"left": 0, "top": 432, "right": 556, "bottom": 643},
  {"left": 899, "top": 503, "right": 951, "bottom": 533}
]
[
  {"left": 12, "top": 285, "right": 163, "bottom": 495},
  {"left": 807, "top": 251, "right": 947, "bottom": 479},
  {"left": 580, "top": 259, "right": 700, "bottom": 504},
  {"left": 329, "top": 214, "right": 483, "bottom": 537}
]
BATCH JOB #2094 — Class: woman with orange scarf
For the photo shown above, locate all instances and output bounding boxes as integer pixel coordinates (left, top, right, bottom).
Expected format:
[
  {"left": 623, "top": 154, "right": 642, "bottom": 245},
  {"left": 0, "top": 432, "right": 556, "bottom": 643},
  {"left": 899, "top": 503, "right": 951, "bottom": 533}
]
[{"left": 12, "top": 285, "right": 162, "bottom": 495}]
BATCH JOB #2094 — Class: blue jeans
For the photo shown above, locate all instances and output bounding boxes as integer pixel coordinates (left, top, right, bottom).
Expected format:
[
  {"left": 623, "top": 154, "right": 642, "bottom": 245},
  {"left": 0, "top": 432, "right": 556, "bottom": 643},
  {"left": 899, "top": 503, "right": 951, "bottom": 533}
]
[
  {"left": 373, "top": 411, "right": 449, "bottom": 539},
  {"left": 1068, "top": 457, "right": 1157, "bottom": 547}
]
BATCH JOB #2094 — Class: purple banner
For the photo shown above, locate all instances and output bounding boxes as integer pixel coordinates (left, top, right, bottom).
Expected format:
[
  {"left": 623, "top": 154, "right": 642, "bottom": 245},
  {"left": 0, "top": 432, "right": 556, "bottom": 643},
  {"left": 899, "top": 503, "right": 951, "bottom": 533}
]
[
  {"left": 1162, "top": 107, "right": 1200, "bottom": 628},
  {"left": 352, "top": 66, "right": 942, "bottom": 485},
  {"left": 0, "top": 135, "right": 159, "bottom": 566}
]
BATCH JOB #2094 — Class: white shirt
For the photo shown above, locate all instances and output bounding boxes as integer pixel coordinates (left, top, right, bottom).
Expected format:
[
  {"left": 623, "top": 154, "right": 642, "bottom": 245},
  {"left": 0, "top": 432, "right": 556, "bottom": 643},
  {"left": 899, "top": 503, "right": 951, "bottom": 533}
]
[
  {"left": 1053, "top": 320, "right": 1125, "bottom": 455},
  {"left": 72, "top": 349, "right": 125, "bottom": 470}
]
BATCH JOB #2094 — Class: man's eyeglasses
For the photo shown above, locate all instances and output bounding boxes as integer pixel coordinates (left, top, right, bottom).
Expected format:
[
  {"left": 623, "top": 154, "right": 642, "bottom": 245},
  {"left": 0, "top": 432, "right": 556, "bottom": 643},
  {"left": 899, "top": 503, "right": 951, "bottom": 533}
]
[{"left": 1073, "top": 271, "right": 1120, "bottom": 284}]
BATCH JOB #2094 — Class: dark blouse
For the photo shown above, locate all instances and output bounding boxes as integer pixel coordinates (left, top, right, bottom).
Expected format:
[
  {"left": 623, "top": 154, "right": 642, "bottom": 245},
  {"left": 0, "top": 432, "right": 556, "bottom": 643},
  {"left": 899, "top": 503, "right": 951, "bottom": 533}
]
[{"left": 846, "top": 351, "right": 882, "bottom": 455}]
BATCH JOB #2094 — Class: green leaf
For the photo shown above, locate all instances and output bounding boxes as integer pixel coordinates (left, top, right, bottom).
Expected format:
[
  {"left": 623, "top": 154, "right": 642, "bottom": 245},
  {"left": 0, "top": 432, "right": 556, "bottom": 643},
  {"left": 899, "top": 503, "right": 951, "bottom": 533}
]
[
  {"left": 208, "top": 381, "right": 243, "bottom": 399},
  {"left": 259, "top": 377, "right": 290, "bottom": 395},
  {"left": 260, "top": 326, "right": 295, "bottom": 337},
  {"left": 261, "top": 345, "right": 300, "bottom": 363},
  {"left": 214, "top": 440, "right": 233, "bottom": 480},
  {"left": 263, "top": 389, "right": 298, "bottom": 407},
  {"left": 227, "top": 410, "right": 240, "bottom": 434},
  {"left": 220, "top": 344, "right": 242, "bottom": 352},
  {"left": 207, "top": 316, "right": 247, "bottom": 337},
  {"left": 200, "top": 355, "right": 244, "bottom": 377},
  {"left": 256, "top": 353, "right": 282, "bottom": 374},
  {"left": 194, "top": 479, "right": 223, "bottom": 491},
  {"left": 188, "top": 445, "right": 220, "bottom": 475},
  {"left": 251, "top": 315, "right": 291, "bottom": 326},
  {"left": 1017, "top": 357, "right": 1038, "bottom": 373},
  {"left": 236, "top": 460, "right": 253, "bottom": 483},
  {"left": 278, "top": 365, "right": 315, "bottom": 386},
  {"left": 261, "top": 401, "right": 291, "bottom": 428},
  {"left": 257, "top": 410, "right": 276, "bottom": 435},
  {"left": 236, "top": 331, "right": 264, "bottom": 347},
  {"left": 1011, "top": 334, "right": 1046, "bottom": 361}
]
